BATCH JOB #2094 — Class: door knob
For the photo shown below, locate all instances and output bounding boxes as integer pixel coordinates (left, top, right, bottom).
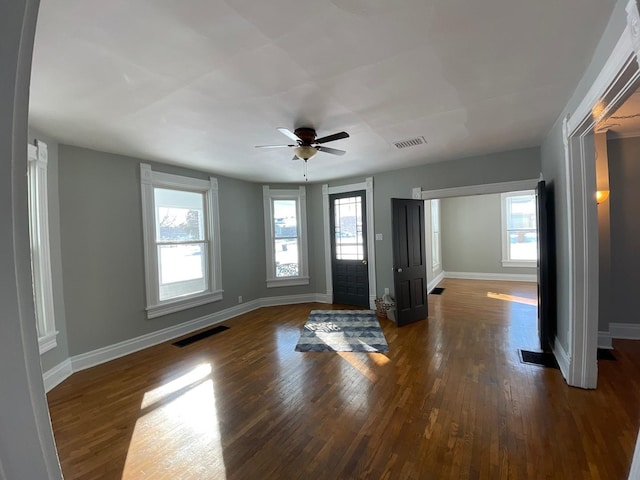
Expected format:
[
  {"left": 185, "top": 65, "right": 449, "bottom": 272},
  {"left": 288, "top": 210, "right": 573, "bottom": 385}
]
[
  {"left": 362, "top": 260, "right": 368, "bottom": 265},
  {"left": 396, "top": 268, "right": 403, "bottom": 273}
]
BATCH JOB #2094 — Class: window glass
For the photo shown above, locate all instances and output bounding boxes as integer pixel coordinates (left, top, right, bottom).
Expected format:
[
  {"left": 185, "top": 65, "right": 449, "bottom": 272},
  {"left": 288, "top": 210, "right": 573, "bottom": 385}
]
[{"left": 333, "top": 196, "right": 365, "bottom": 260}]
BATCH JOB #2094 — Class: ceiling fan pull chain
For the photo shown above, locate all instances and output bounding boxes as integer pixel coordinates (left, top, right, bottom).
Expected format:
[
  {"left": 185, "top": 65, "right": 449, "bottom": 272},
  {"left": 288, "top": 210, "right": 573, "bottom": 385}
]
[{"left": 303, "top": 159, "right": 308, "bottom": 181}]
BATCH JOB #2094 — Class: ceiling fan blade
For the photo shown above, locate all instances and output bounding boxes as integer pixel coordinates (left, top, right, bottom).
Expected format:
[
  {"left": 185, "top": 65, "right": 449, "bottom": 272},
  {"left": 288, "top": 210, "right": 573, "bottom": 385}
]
[
  {"left": 314, "top": 131, "right": 349, "bottom": 144},
  {"left": 316, "top": 146, "right": 346, "bottom": 156},
  {"left": 255, "top": 144, "right": 295, "bottom": 149},
  {"left": 277, "top": 127, "right": 301, "bottom": 142}
]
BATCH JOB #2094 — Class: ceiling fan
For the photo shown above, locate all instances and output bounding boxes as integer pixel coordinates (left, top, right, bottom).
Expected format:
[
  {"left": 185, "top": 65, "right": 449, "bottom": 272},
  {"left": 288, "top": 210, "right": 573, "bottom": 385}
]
[{"left": 255, "top": 127, "right": 349, "bottom": 161}]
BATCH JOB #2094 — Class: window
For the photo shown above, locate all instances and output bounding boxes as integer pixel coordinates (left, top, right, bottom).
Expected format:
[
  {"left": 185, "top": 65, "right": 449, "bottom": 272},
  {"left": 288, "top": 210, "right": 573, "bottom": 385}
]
[
  {"left": 27, "top": 140, "right": 58, "bottom": 354},
  {"left": 501, "top": 190, "right": 537, "bottom": 267},
  {"left": 140, "top": 164, "right": 222, "bottom": 318},
  {"left": 263, "top": 186, "right": 309, "bottom": 287},
  {"left": 431, "top": 199, "right": 441, "bottom": 269}
]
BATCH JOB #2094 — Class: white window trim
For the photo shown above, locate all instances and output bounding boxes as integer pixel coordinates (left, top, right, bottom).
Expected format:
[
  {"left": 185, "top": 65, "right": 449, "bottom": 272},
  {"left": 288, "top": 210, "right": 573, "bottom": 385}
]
[
  {"left": 500, "top": 190, "right": 537, "bottom": 268},
  {"left": 431, "top": 198, "right": 441, "bottom": 270},
  {"left": 27, "top": 141, "right": 58, "bottom": 354},
  {"left": 263, "top": 186, "right": 309, "bottom": 288},
  {"left": 140, "top": 164, "right": 223, "bottom": 318}
]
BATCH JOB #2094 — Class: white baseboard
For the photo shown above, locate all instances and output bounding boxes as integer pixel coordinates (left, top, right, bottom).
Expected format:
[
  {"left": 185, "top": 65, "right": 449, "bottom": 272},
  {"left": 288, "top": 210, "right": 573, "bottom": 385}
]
[
  {"left": 43, "top": 359, "right": 73, "bottom": 393},
  {"left": 444, "top": 271, "right": 537, "bottom": 282},
  {"left": 552, "top": 337, "right": 570, "bottom": 382},
  {"left": 257, "top": 293, "right": 330, "bottom": 308},
  {"left": 44, "top": 293, "right": 331, "bottom": 392},
  {"left": 598, "top": 331, "right": 613, "bottom": 350},
  {"left": 609, "top": 322, "right": 640, "bottom": 340},
  {"left": 428, "top": 271, "right": 445, "bottom": 293}
]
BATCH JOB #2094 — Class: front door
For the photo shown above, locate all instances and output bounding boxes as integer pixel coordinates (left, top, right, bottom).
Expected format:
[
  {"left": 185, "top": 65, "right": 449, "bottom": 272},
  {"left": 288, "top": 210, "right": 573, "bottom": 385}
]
[
  {"left": 392, "top": 198, "right": 428, "bottom": 326},
  {"left": 330, "top": 191, "right": 369, "bottom": 307}
]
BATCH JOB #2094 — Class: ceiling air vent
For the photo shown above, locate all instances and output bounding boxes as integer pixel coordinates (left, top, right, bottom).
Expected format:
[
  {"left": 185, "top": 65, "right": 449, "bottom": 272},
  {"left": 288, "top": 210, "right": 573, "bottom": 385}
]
[{"left": 393, "top": 136, "right": 427, "bottom": 149}]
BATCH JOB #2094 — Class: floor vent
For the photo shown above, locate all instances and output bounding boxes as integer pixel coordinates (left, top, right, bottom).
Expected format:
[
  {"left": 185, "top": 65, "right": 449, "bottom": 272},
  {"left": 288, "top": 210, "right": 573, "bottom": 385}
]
[
  {"left": 173, "top": 325, "right": 229, "bottom": 347},
  {"left": 430, "top": 287, "right": 445, "bottom": 295},
  {"left": 519, "top": 350, "right": 559, "bottom": 369},
  {"left": 597, "top": 348, "right": 616, "bottom": 361},
  {"left": 393, "top": 136, "right": 427, "bottom": 149}
]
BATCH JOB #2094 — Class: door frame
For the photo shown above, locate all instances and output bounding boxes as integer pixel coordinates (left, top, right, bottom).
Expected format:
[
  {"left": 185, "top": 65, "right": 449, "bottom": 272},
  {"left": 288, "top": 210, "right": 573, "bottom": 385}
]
[
  {"left": 323, "top": 178, "right": 376, "bottom": 308},
  {"left": 560, "top": 0, "right": 640, "bottom": 389}
]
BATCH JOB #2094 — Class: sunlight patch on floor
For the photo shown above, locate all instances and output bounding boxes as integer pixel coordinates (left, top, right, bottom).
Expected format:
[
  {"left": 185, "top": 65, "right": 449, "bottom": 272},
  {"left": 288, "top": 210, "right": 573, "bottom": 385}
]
[
  {"left": 338, "top": 351, "right": 380, "bottom": 382},
  {"left": 122, "top": 363, "right": 227, "bottom": 479},
  {"left": 140, "top": 363, "right": 212, "bottom": 409},
  {"left": 487, "top": 291, "right": 537, "bottom": 306}
]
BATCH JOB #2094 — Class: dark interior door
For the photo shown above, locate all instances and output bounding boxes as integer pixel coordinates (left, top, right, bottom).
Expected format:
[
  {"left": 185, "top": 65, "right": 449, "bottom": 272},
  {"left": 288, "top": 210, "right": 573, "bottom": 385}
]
[
  {"left": 536, "top": 180, "right": 555, "bottom": 351},
  {"left": 392, "top": 198, "right": 428, "bottom": 326},
  {"left": 330, "top": 191, "right": 369, "bottom": 307}
]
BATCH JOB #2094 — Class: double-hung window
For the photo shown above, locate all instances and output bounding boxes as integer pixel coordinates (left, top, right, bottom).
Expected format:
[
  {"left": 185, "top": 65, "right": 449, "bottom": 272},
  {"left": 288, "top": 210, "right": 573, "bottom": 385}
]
[
  {"left": 501, "top": 190, "right": 537, "bottom": 267},
  {"left": 140, "top": 164, "right": 222, "bottom": 318},
  {"left": 263, "top": 186, "right": 309, "bottom": 287}
]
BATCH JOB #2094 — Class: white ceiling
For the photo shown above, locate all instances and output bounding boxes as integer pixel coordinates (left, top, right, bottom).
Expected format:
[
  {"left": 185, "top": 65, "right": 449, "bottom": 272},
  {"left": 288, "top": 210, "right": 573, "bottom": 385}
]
[{"left": 29, "top": 0, "right": 615, "bottom": 183}]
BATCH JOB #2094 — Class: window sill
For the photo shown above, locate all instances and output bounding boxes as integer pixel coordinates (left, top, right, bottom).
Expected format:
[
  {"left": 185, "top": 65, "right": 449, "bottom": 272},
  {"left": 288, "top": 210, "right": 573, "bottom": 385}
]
[
  {"left": 266, "top": 276, "right": 310, "bottom": 288},
  {"left": 502, "top": 260, "right": 536, "bottom": 268},
  {"left": 39, "top": 332, "right": 58, "bottom": 355},
  {"left": 146, "top": 290, "right": 223, "bottom": 319}
]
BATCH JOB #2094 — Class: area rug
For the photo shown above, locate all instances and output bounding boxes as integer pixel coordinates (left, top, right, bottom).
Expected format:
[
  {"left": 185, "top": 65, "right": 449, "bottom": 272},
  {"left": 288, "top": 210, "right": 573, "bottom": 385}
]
[{"left": 295, "top": 310, "right": 389, "bottom": 353}]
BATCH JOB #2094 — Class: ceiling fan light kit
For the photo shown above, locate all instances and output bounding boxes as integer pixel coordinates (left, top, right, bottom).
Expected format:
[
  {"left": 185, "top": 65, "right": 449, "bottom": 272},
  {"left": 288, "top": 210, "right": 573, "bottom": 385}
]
[{"left": 294, "top": 145, "right": 318, "bottom": 160}]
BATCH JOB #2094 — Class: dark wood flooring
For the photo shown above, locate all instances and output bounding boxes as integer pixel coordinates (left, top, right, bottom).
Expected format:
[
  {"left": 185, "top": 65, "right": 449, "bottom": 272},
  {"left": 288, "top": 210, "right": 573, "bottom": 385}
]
[{"left": 47, "top": 279, "right": 640, "bottom": 479}]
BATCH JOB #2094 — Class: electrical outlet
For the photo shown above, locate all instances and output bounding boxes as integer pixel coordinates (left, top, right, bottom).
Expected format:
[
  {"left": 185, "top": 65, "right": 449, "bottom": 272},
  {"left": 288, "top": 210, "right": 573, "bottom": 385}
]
[{"left": 238, "top": 295, "right": 243, "bottom": 303}]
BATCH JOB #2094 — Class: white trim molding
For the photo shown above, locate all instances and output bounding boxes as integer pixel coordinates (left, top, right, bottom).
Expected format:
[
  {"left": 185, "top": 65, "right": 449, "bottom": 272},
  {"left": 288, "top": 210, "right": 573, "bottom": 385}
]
[
  {"left": 609, "top": 322, "right": 640, "bottom": 340},
  {"left": 43, "top": 292, "right": 331, "bottom": 392},
  {"left": 43, "top": 359, "right": 72, "bottom": 393},
  {"left": 552, "top": 336, "right": 571, "bottom": 382},
  {"left": 598, "top": 331, "right": 613, "bottom": 350},
  {"left": 420, "top": 179, "right": 539, "bottom": 200},
  {"left": 322, "top": 178, "right": 376, "bottom": 308},
  {"left": 561, "top": 1, "right": 640, "bottom": 389},
  {"left": 444, "top": 271, "right": 537, "bottom": 282},
  {"left": 28, "top": 140, "right": 58, "bottom": 354},
  {"left": 428, "top": 271, "right": 445, "bottom": 293}
]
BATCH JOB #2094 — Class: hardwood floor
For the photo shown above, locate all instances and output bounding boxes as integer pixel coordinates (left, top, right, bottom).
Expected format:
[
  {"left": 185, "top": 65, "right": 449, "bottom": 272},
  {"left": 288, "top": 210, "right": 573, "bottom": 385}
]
[{"left": 47, "top": 279, "right": 640, "bottom": 479}]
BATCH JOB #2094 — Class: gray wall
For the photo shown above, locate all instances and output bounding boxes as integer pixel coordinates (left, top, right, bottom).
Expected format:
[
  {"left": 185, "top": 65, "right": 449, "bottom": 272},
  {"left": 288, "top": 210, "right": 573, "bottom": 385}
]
[
  {"left": 28, "top": 129, "right": 70, "bottom": 372},
  {"left": 58, "top": 145, "right": 318, "bottom": 356},
  {"left": 318, "top": 147, "right": 541, "bottom": 296},
  {"left": 440, "top": 194, "right": 536, "bottom": 276},
  {"left": 541, "top": 0, "right": 627, "bottom": 352},
  {"left": 1, "top": 0, "right": 63, "bottom": 477},
  {"left": 606, "top": 136, "right": 640, "bottom": 327}
]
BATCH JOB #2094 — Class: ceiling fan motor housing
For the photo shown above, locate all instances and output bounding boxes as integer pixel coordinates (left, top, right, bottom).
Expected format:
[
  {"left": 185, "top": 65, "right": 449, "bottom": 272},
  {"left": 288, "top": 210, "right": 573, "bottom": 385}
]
[{"left": 294, "top": 127, "right": 317, "bottom": 145}]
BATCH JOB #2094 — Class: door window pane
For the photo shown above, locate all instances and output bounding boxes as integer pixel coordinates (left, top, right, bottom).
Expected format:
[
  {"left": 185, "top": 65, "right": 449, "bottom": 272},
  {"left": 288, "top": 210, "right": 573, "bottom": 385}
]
[{"left": 333, "top": 196, "right": 365, "bottom": 260}]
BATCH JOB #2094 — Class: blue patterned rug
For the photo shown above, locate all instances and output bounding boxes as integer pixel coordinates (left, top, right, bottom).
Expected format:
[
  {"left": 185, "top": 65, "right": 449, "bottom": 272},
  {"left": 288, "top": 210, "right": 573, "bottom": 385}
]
[{"left": 295, "top": 310, "right": 389, "bottom": 353}]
